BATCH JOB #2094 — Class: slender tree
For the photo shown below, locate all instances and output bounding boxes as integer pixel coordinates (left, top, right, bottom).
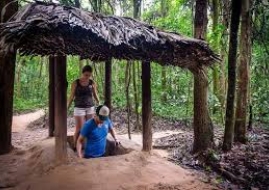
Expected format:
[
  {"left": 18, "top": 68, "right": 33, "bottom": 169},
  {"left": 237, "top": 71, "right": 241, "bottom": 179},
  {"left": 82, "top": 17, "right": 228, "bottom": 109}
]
[
  {"left": 234, "top": 0, "right": 252, "bottom": 143},
  {"left": 223, "top": 0, "right": 242, "bottom": 151},
  {"left": 161, "top": 0, "right": 168, "bottom": 102},
  {"left": 0, "top": 0, "right": 18, "bottom": 155},
  {"left": 133, "top": 0, "right": 142, "bottom": 130},
  {"left": 133, "top": 0, "right": 141, "bottom": 19},
  {"left": 91, "top": 0, "right": 102, "bottom": 13},
  {"left": 125, "top": 61, "right": 132, "bottom": 139},
  {"left": 74, "top": 0, "right": 80, "bottom": 8},
  {"left": 219, "top": 0, "right": 231, "bottom": 124},
  {"left": 211, "top": 0, "right": 223, "bottom": 114},
  {"left": 192, "top": 0, "right": 214, "bottom": 153}
]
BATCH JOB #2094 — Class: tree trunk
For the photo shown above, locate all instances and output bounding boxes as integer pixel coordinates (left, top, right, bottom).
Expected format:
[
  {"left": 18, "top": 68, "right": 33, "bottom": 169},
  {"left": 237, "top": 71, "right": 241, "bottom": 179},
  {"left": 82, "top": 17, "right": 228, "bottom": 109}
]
[
  {"left": 49, "top": 56, "right": 55, "bottom": 137},
  {"left": 211, "top": 0, "right": 222, "bottom": 114},
  {"left": 92, "top": 0, "right": 98, "bottom": 12},
  {"left": 78, "top": 58, "right": 83, "bottom": 74},
  {"left": 0, "top": 0, "right": 18, "bottom": 155},
  {"left": 192, "top": 0, "right": 214, "bottom": 154},
  {"left": 192, "top": 68, "right": 214, "bottom": 153},
  {"left": 16, "top": 58, "right": 25, "bottom": 98},
  {"left": 160, "top": 0, "right": 168, "bottom": 103},
  {"left": 234, "top": 0, "right": 251, "bottom": 143},
  {"left": 186, "top": 75, "right": 193, "bottom": 116},
  {"left": 219, "top": 0, "right": 231, "bottom": 124},
  {"left": 223, "top": 0, "right": 242, "bottom": 151},
  {"left": 104, "top": 59, "right": 112, "bottom": 110},
  {"left": 133, "top": 0, "right": 142, "bottom": 130},
  {"left": 142, "top": 60, "right": 152, "bottom": 152},
  {"left": 161, "top": 67, "right": 167, "bottom": 102},
  {"left": 54, "top": 56, "right": 67, "bottom": 162},
  {"left": 133, "top": 0, "right": 142, "bottom": 19},
  {"left": 248, "top": 104, "right": 253, "bottom": 130},
  {"left": 125, "top": 61, "right": 132, "bottom": 139},
  {"left": 92, "top": 0, "right": 102, "bottom": 13},
  {"left": 74, "top": 0, "right": 80, "bottom": 8},
  {"left": 39, "top": 57, "right": 44, "bottom": 78},
  {"left": 132, "top": 61, "right": 140, "bottom": 130}
]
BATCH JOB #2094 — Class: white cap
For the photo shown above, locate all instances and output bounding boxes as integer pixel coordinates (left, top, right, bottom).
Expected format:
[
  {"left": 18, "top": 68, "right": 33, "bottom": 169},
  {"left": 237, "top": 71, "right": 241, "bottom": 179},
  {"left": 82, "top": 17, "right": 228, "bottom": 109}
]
[
  {"left": 97, "top": 105, "right": 110, "bottom": 121},
  {"left": 99, "top": 105, "right": 110, "bottom": 116}
]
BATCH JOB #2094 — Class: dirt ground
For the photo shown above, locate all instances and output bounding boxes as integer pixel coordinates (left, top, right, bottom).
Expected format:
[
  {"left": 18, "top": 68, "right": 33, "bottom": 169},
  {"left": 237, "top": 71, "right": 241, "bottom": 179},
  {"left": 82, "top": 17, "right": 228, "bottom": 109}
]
[
  {"left": 154, "top": 126, "right": 269, "bottom": 190},
  {"left": 0, "top": 110, "right": 218, "bottom": 190}
]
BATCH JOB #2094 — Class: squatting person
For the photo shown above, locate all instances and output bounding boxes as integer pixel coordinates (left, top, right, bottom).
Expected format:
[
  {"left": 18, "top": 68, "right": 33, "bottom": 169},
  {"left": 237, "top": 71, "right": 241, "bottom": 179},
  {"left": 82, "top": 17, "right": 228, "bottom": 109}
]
[{"left": 77, "top": 105, "right": 120, "bottom": 158}]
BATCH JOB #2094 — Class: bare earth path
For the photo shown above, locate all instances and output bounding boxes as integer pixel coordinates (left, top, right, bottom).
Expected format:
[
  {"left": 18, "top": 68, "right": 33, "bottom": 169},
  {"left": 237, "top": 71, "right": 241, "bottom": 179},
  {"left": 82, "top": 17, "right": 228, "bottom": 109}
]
[
  {"left": 12, "top": 110, "right": 45, "bottom": 132},
  {"left": 0, "top": 111, "right": 219, "bottom": 190}
]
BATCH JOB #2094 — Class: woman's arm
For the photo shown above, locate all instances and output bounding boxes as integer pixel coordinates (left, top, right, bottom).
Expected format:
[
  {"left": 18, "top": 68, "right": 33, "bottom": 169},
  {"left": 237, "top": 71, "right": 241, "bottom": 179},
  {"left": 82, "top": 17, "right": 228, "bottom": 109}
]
[
  {"left": 67, "top": 81, "right": 76, "bottom": 109},
  {"left": 92, "top": 81, "right": 100, "bottom": 105}
]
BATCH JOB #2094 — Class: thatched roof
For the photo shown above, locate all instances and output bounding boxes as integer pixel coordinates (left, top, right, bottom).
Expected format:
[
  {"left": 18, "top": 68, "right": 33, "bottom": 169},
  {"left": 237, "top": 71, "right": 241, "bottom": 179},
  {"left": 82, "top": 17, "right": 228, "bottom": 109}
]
[{"left": 0, "top": 1, "right": 219, "bottom": 69}]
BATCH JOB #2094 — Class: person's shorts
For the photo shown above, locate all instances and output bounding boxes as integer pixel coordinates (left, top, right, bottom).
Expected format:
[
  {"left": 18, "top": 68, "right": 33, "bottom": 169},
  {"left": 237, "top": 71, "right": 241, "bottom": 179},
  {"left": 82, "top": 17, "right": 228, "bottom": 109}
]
[{"left": 74, "top": 107, "right": 95, "bottom": 116}]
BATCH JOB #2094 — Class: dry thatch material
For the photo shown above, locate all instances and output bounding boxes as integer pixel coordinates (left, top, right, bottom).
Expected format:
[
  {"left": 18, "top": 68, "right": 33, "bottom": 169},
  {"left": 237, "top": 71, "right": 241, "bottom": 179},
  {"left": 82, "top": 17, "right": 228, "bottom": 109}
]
[{"left": 0, "top": 1, "right": 219, "bottom": 69}]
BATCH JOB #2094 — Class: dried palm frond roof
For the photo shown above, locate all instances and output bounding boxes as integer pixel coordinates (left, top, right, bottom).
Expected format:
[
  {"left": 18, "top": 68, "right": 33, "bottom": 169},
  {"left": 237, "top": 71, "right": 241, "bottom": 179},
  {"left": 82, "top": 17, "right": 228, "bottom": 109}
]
[{"left": 0, "top": 1, "right": 219, "bottom": 69}]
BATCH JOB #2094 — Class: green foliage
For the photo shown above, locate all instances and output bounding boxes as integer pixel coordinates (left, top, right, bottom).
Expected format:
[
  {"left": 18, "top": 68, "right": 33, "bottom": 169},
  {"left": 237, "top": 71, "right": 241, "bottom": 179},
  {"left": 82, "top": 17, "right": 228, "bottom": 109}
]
[
  {"left": 14, "top": 97, "right": 46, "bottom": 113},
  {"left": 251, "top": 45, "right": 269, "bottom": 123},
  {"left": 248, "top": 1, "right": 269, "bottom": 124},
  {"left": 13, "top": 56, "right": 48, "bottom": 112},
  {"left": 143, "top": 0, "right": 193, "bottom": 36}
]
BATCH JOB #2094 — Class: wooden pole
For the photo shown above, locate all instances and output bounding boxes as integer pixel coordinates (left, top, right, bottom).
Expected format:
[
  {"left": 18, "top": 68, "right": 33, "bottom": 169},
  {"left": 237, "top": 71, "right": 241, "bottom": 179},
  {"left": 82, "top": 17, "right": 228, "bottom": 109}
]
[
  {"left": 48, "top": 56, "right": 55, "bottom": 137},
  {"left": 0, "top": 54, "right": 16, "bottom": 155},
  {"left": 0, "top": 0, "right": 18, "bottom": 155},
  {"left": 54, "top": 55, "right": 67, "bottom": 162},
  {"left": 104, "top": 59, "right": 112, "bottom": 109},
  {"left": 141, "top": 60, "right": 152, "bottom": 152}
]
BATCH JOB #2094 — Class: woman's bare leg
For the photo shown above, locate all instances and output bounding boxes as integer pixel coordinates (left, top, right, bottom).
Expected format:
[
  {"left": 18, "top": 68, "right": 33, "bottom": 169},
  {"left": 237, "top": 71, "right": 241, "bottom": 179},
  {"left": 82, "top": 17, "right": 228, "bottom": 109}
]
[
  {"left": 86, "top": 114, "right": 94, "bottom": 121},
  {"left": 74, "top": 116, "right": 85, "bottom": 149}
]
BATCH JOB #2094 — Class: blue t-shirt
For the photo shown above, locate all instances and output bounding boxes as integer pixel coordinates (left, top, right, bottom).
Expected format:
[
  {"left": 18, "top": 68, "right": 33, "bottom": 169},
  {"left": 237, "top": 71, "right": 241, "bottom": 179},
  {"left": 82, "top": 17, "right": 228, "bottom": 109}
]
[{"left": 80, "top": 119, "right": 113, "bottom": 158}]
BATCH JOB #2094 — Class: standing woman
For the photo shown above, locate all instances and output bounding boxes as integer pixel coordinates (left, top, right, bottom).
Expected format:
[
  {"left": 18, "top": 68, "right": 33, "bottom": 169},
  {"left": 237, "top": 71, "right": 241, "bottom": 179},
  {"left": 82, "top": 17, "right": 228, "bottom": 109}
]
[{"left": 67, "top": 65, "right": 99, "bottom": 148}]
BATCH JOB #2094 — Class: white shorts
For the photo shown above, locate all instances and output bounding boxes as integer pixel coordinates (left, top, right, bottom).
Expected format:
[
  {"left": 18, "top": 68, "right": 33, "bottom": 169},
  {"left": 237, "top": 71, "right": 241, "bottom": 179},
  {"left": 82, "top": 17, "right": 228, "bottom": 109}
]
[{"left": 74, "top": 107, "right": 95, "bottom": 116}]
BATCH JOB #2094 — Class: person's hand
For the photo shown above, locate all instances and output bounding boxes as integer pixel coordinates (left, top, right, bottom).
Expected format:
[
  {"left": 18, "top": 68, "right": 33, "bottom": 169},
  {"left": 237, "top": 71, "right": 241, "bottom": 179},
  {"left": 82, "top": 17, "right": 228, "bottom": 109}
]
[{"left": 115, "top": 138, "right": 121, "bottom": 146}]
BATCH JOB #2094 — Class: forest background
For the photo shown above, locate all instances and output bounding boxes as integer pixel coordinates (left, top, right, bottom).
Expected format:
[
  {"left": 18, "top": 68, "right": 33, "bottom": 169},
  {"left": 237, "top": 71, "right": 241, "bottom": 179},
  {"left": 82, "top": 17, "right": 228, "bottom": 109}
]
[{"left": 14, "top": 0, "right": 269, "bottom": 129}]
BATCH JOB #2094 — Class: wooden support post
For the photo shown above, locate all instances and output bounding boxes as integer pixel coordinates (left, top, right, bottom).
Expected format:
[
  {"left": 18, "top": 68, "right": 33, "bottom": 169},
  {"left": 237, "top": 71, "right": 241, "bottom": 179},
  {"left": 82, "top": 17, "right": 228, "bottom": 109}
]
[
  {"left": 141, "top": 60, "right": 152, "bottom": 152},
  {"left": 0, "top": 0, "right": 18, "bottom": 155},
  {"left": 54, "top": 55, "right": 67, "bottom": 162},
  {"left": 105, "top": 59, "right": 112, "bottom": 110},
  {"left": 0, "top": 54, "right": 16, "bottom": 155},
  {"left": 48, "top": 56, "right": 55, "bottom": 137}
]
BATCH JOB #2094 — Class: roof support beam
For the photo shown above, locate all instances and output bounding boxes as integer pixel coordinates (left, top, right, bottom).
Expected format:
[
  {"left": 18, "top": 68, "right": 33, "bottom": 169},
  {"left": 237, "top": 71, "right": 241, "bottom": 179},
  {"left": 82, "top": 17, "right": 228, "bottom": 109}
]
[
  {"left": 142, "top": 60, "right": 152, "bottom": 152},
  {"left": 54, "top": 55, "right": 67, "bottom": 162},
  {"left": 0, "top": 0, "right": 18, "bottom": 155},
  {"left": 0, "top": 53, "right": 16, "bottom": 155},
  {"left": 104, "top": 59, "right": 112, "bottom": 110},
  {"left": 48, "top": 56, "right": 55, "bottom": 137}
]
